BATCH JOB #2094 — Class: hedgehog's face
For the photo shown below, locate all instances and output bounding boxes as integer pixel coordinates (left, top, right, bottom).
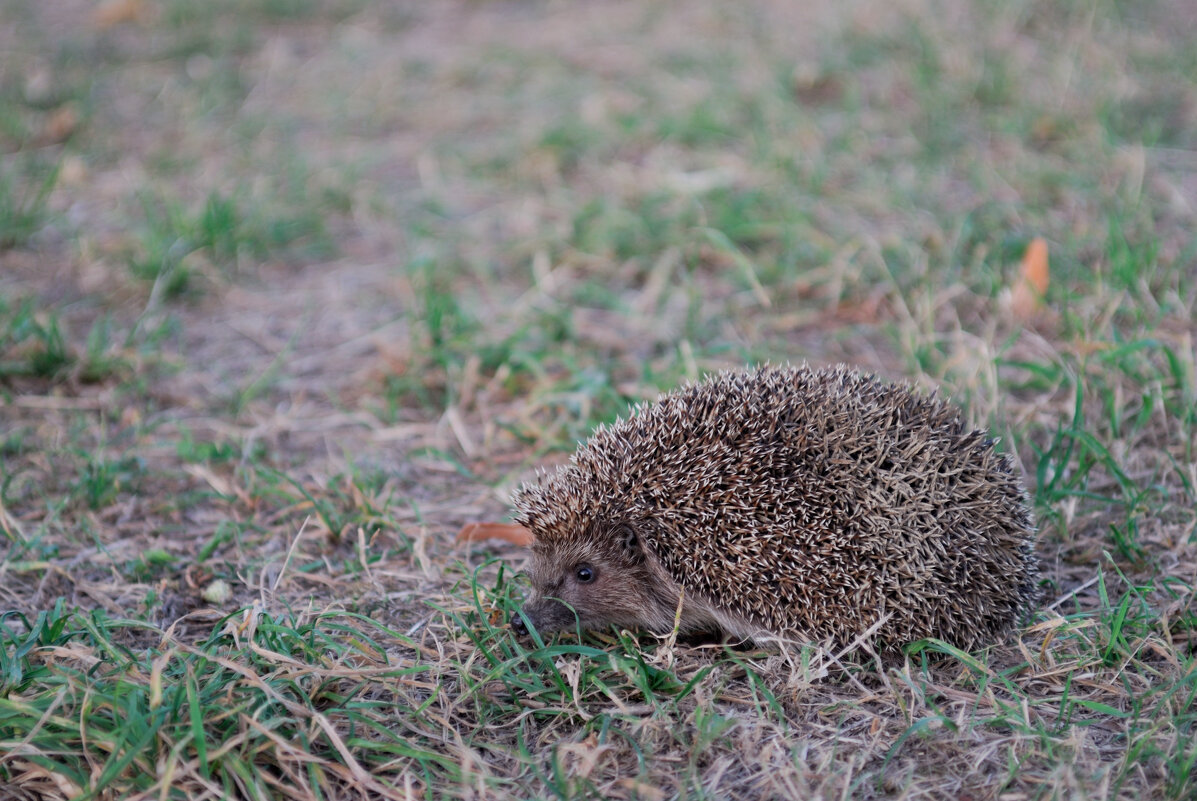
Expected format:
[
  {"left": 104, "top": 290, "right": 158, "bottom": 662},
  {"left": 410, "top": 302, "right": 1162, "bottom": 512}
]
[{"left": 511, "top": 522, "right": 681, "bottom": 638}]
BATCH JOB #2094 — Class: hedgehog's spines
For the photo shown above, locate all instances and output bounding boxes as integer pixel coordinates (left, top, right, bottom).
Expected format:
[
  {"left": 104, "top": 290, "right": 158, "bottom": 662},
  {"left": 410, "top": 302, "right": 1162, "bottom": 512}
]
[{"left": 512, "top": 363, "right": 1039, "bottom": 650}]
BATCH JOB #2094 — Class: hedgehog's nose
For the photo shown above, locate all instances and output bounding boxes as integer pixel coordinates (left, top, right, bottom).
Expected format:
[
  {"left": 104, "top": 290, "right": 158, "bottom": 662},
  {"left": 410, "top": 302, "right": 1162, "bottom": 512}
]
[{"left": 510, "top": 612, "right": 528, "bottom": 636}]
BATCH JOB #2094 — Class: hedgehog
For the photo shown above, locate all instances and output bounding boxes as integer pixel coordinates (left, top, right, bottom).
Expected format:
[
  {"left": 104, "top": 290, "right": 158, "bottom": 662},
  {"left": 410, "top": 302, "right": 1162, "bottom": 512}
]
[{"left": 509, "top": 364, "right": 1039, "bottom": 652}]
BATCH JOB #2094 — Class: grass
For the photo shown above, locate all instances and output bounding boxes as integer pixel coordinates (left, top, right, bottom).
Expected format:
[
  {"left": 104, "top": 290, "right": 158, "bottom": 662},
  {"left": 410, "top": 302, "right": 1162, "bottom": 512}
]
[
  {"left": 0, "top": 156, "right": 59, "bottom": 250},
  {"left": 1, "top": 0, "right": 1196, "bottom": 799},
  {"left": 127, "top": 188, "right": 333, "bottom": 301}
]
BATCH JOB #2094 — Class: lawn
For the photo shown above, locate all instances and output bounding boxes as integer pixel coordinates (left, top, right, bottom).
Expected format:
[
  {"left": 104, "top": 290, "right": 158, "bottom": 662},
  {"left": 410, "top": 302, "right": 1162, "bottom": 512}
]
[{"left": 1, "top": 1, "right": 1195, "bottom": 799}]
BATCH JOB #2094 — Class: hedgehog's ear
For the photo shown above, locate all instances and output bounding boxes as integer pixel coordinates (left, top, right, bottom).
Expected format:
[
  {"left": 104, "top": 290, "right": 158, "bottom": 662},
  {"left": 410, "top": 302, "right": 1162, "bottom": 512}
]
[{"left": 613, "top": 523, "right": 640, "bottom": 557}]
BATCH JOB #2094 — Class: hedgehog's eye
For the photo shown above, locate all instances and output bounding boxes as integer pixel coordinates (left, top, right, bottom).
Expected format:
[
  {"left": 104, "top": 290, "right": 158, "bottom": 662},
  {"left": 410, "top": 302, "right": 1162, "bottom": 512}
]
[{"left": 575, "top": 564, "right": 596, "bottom": 583}]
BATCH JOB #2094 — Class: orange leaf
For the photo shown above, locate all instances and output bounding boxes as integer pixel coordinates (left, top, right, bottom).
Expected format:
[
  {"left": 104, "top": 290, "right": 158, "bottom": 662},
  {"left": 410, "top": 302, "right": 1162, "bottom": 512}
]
[
  {"left": 1021, "top": 237, "right": 1050, "bottom": 296},
  {"left": 93, "top": 0, "right": 146, "bottom": 27},
  {"left": 1011, "top": 237, "right": 1050, "bottom": 321},
  {"left": 42, "top": 105, "right": 79, "bottom": 143},
  {"left": 456, "top": 522, "right": 533, "bottom": 546}
]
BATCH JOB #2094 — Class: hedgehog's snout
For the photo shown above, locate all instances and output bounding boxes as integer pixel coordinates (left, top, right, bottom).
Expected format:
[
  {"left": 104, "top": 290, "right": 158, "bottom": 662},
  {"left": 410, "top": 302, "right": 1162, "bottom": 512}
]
[
  {"left": 509, "top": 605, "right": 550, "bottom": 637},
  {"left": 510, "top": 595, "right": 578, "bottom": 638}
]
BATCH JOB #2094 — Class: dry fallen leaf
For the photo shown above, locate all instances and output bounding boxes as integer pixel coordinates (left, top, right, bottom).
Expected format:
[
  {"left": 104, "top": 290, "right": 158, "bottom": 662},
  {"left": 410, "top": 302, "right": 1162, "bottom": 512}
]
[
  {"left": 456, "top": 522, "right": 533, "bottom": 546},
  {"left": 93, "top": 0, "right": 146, "bottom": 27},
  {"left": 1022, "top": 237, "right": 1050, "bottom": 295},
  {"left": 42, "top": 105, "right": 79, "bottom": 142},
  {"left": 371, "top": 337, "right": 409, "bottom": 377},
  {"left": 1011, "top": 236, "right": 1050, "bottom": 322}
]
